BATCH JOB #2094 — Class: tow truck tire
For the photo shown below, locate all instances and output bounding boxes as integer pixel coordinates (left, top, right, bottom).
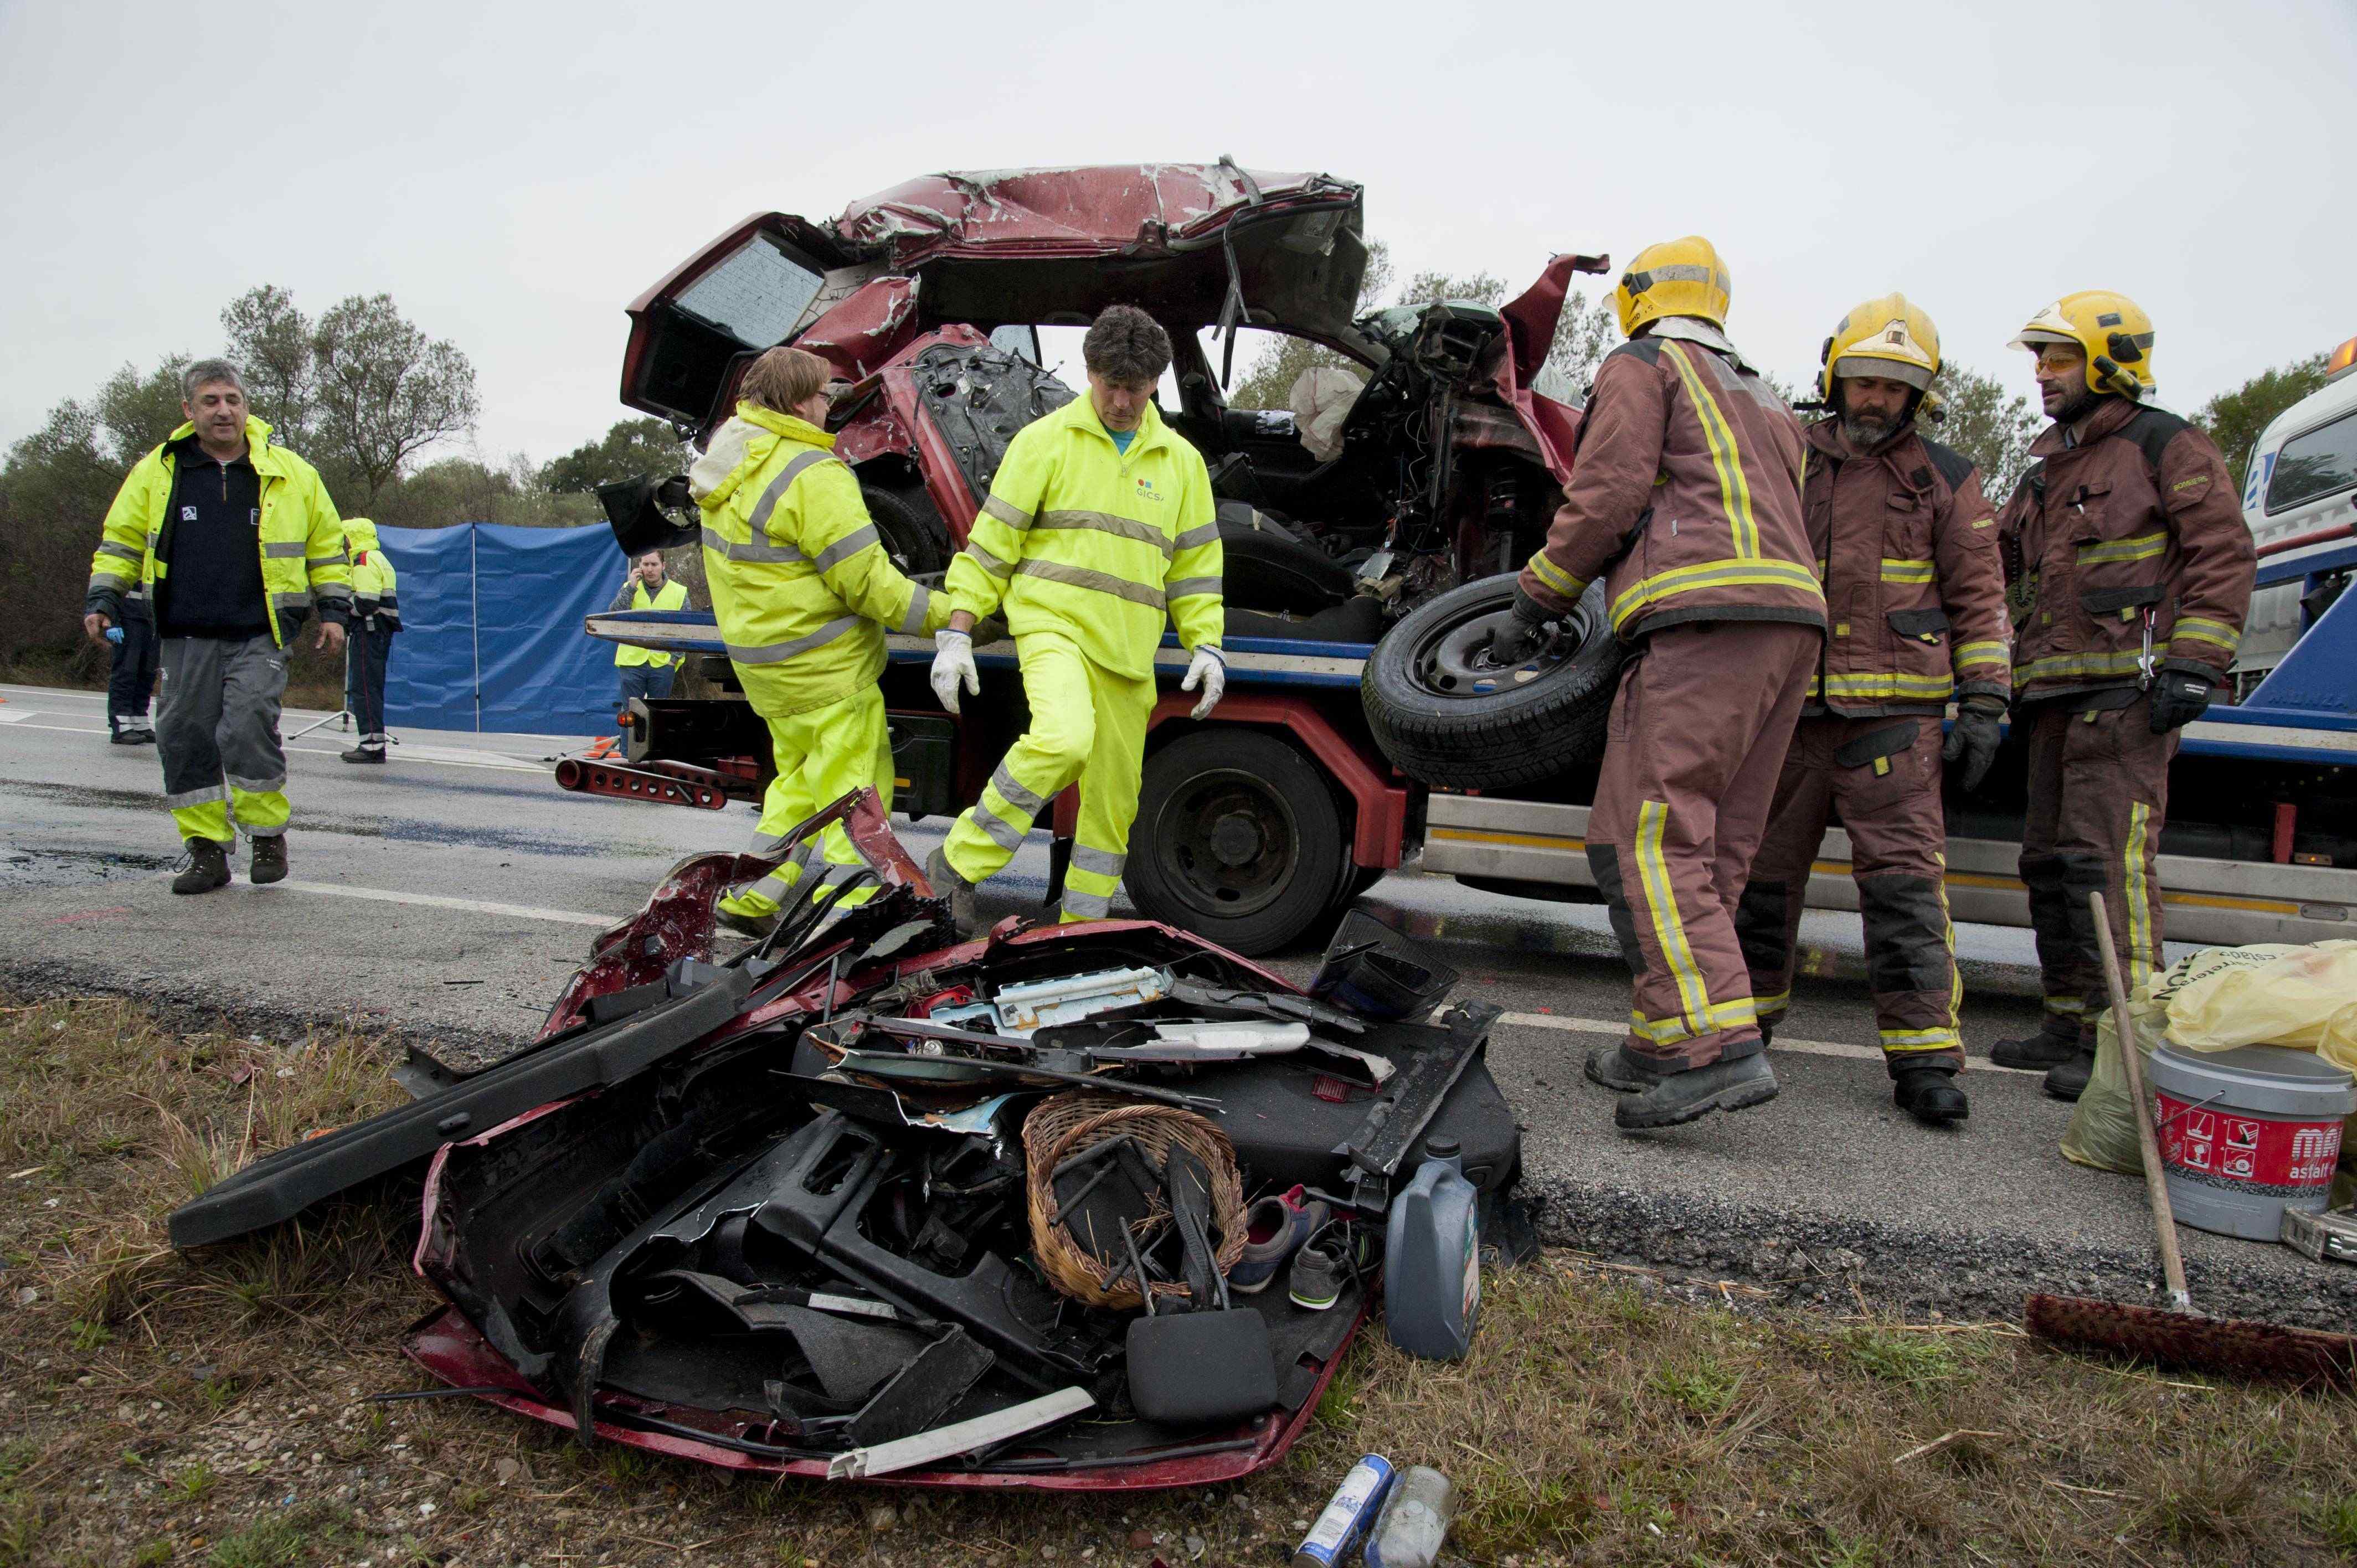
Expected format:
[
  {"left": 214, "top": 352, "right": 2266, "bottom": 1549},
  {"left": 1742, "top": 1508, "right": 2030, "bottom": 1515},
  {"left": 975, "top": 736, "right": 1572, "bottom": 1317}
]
[
  {"left": 861, "top": 482, "right": 951, "bottom": 578},
  {"left": 1360, "top": 574, "right": 1622, "bottom": 791},
  {"left": 1125, "top": 729, "right": 1346, "bottom": 957}
]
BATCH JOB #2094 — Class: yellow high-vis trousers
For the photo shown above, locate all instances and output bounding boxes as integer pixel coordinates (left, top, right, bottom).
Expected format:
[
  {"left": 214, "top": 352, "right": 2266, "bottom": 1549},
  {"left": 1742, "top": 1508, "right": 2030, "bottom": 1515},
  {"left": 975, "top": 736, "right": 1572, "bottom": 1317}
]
[
  {"left": 943, "top": 630, "right": 1155, "bottom": 922},
  {"left": 718, "top": 680, "right": 893, "bottom": 919}
]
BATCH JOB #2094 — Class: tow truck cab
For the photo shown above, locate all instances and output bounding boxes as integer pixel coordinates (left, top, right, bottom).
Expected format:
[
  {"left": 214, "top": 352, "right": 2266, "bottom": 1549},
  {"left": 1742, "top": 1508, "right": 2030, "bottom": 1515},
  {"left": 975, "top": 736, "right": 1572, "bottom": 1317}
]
[{"left": 2236, "top": 334, "right": 2357, "bottom": 683}]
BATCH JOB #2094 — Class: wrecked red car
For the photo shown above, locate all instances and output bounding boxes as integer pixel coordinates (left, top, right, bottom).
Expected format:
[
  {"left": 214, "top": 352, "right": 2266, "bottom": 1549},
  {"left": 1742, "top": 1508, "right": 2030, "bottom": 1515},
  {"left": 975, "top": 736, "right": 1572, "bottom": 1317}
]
[
  {"left": 615, "top": 162, "right": 1604, "bottom": 637},
  {"left": 171, "top": 793, "right": 1524, "bottom": 1489}
]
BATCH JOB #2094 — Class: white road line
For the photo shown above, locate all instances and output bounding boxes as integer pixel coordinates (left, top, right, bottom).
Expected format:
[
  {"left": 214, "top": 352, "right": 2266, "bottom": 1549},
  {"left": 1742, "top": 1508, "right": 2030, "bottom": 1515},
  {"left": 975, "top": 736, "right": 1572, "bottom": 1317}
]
[
  {"left": 1495, "top": 1009, "right": 2037, "bottom": 1071},
  {"left": 277, "top": 879, "right": 622, "bottom": 928},
  {"left": 1, "top": 724, "right": 552, "bottom": 772}
]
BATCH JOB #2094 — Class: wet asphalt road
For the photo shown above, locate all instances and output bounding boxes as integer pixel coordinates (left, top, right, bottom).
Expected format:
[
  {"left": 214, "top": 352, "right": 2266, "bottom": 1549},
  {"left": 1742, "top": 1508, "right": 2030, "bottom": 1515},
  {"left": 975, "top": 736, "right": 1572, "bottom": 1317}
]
[{"left": 3, "top": 680, "right": 2350, "bottom": 1329}]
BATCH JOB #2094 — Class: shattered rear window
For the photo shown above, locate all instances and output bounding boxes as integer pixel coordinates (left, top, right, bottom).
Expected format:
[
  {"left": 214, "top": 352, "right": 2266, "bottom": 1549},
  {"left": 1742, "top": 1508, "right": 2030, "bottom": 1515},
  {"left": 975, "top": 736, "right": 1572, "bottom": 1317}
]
[{"left": 674, "top": 234, "right": 824, "bottom": 348}]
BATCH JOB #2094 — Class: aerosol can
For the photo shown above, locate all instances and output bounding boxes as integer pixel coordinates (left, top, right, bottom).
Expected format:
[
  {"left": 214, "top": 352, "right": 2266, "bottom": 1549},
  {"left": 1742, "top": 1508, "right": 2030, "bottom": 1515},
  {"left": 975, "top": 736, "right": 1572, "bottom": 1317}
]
[{"left": 1383, "top": 1135, "right": 1480, "bottom": 1360}]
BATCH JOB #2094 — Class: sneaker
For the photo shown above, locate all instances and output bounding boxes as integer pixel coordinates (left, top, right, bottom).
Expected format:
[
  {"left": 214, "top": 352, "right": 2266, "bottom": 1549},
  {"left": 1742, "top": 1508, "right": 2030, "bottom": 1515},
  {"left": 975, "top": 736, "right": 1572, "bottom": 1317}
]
[
  {"left": 1288, "top": 1235, "right": 1346, "bottom": 1312},
  {"left": 1613, "top": 1052, "right": 1779, "bottom": 1131},
  {"left": 1892, "top": 1065, "right": 1969, "bottom": 1125},
  {"left": 1583, "top": 1042, "right": 1666, "bottom": 1094},
  {"left": 340, "top": 745, "right": 385, "bottom": 764},
  {"left": 249, "top": 834, "right": 288, "bottom": 886},
  {"left": 1990, "top": 1017, "right": 2081, "bottom": 1071},
  {"left": 1228, "top": 1186, "right": 1331, "bottom": 1294},
  {"left": 924, "top": 846, "right": 980, "bottom": 936},
  {"left": 171, "top": 839, "right": 232, "bottom": 895}
]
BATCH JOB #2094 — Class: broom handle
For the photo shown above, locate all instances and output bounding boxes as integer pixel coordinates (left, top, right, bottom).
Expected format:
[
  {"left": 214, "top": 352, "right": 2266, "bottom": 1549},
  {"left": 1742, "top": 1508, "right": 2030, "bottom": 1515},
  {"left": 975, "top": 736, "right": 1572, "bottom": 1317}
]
[{"left": 2090, "top": 892, "right": 2192, "bottom": 1312}]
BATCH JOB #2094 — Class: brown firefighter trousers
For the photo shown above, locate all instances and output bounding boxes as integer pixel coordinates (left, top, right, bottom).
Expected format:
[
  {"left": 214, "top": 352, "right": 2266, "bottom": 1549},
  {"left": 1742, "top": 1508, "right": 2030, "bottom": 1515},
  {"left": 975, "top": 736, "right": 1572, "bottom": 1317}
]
[
  {"left": 1735, "top": 715, "right": 1965, "bottom": 1076},
  {"left": 2018, "top": 691, "right": 2178, "bottom": 1040},
  {"left": 1588, "top": 620, "right": 1820, "bottom": 1072}
]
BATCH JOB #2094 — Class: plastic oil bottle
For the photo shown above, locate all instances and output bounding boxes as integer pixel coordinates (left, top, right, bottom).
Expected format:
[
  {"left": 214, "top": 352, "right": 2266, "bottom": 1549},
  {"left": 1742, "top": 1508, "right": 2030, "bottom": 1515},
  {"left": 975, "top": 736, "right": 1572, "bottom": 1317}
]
[{"left": 1383, "top": 1135, "right": 1480, "bottom": 1360}]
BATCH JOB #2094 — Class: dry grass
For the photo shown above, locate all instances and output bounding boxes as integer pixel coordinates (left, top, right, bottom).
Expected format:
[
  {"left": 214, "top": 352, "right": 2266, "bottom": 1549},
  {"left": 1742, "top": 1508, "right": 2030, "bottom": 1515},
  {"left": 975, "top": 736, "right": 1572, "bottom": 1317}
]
[{"left": 4, "top": 992, "right": 2357, "bottom": 1566}]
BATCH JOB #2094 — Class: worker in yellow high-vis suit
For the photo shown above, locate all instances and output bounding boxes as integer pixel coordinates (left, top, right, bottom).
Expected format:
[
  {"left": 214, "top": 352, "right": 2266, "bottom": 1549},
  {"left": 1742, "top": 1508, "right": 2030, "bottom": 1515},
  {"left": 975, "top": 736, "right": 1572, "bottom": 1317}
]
[
  {"left": 692, "top": 346, "right": 951, "bottom": 935},
  {"left": 926, "top": 306, "right": 1226, "bottom": 930}
]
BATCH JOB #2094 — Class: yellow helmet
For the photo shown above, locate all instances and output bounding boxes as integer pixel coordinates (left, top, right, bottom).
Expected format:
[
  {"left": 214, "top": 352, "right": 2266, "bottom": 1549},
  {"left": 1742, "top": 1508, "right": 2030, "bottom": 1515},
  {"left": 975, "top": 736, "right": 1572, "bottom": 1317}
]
[
  {"left": 1614, "top": 236, "right": 1731, "bottom": 337},
  {"left": 2006, "top": 290, "right": 2157, "bottom": 399},
  {"left": 1816, "top": 293, "right": 1940, "bottom": 404}
]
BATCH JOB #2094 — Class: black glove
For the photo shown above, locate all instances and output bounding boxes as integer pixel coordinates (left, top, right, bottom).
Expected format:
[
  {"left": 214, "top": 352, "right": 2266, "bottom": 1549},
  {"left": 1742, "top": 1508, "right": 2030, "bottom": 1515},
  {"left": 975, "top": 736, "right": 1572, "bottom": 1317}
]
[
  {"left": 2148, "top": 669, "right": 2214, "bottom": 733},
  {"left": 1490, "top": 586, "right": 1555, "bottom": 665},
  {"left": 1942, "top": 698, "right": 2005, "bottom": 792}
]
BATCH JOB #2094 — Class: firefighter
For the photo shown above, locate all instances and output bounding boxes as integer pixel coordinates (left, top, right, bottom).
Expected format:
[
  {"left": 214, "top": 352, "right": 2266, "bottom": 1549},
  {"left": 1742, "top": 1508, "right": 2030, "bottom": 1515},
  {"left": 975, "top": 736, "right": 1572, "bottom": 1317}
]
[
  {"left": 1722, "top": 296, "right": 2011, "bottom": 1126},
  {"left": 341, "top": 518, "right": 401, "bottom": 764},
  {"left": 925, "top": 306, "right": 1226, "bottom": 931},
  {"left": 1496, "top": 237, "right": 1825, "bottom": 1130},
  {"left": 1990, "top": 292, "right": 2254, "bottom": 1098},
  {"left": 694, "top": 346, "right": 952, "bottom": 935},
  {"left": 82, "top": 359, "right": 351, "bottom": 893}
]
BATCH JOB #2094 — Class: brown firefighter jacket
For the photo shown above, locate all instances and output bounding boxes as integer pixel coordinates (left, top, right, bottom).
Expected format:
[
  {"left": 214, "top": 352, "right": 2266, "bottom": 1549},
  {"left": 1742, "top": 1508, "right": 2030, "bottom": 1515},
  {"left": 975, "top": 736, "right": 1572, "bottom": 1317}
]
[
  {"left": 1800, "top": 418, "right": 2010, "bottom": 717},
  {"left": 1519, "top": 330, "right": 1824, "bottom": 639},
  {"left": 1997, "top": 398, "right": 2253, "bottom": 704}
]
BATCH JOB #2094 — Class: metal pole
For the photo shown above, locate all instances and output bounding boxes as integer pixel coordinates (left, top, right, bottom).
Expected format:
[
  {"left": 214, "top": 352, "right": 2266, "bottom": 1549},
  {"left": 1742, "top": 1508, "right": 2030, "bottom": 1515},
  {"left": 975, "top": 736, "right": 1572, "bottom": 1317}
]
[{"left": 470, "top": 525, "right": 482, "bottom": 733}]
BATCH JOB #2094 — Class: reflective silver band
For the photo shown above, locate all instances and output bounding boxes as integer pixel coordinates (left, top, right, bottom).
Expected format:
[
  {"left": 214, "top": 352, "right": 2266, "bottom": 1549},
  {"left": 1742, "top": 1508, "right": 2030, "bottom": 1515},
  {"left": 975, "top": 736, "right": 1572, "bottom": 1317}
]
[
  {"left": 263, "top": 540, "right": 307, "bottom": 559},
  {"left": 749, "top": 870, "right": 797, "bottom": 901},
  {"left": 898, "top": 584, "right": 933, "bottom": 636},
  {"left": 702, "top": 524, "right": 808, "bottom": 565},
  {"left": 225, "top": 773, "right": 287, "bottom": 795},
  {"left": 1171, "top": 522, "right": 1219, "bottom": 551},
  {"left": 970, "top": 798, "right": 1026, "bottom": 852},
  {"left": 164, "top": 785, "right": 228, "bottom": 809},
  {"left": 1037, "top": 510, "right": 1174, "bottom": 555},
  {"left": 1071, "top": 844, "right": 1125, "bottom": 878},
  {"left": 963, "top": 540, "right": 1016, "bottom": 580},
  {"left": 1643, "top": 264, "right": 1718, "bottom": 283},
  {"left": 725, "top": 616, "right": 862, "bottom": 666},
  {"left": 96, "top": 540, "right": 142, "bottom": 562},
  {"left": 747, "top": 450, "right": 837, "bottom": 544},
  {"left": 1061, "top": 888, "right": 1113, "bottom": 919},
  {"left": 309, "top": 550, "right": 350, "bottom": 568},
  {"left": 988, "top": 764, "right": 1047, "bottom": 819},
  {"left": 314, "top": 586, "right": 352, "bottom": 605},
  {"left": 1013, "top": 559, "right": 1164, "bottom": 608},
  {"left": 981, "top": 495, "right": 1033, "bottom": 531},
  {"left": 811, "top": 524, "right": 879, "bottom": 575},
  {"left": 89, "top": 568, "right": 132, "bottom": 589},
  {"left": 270, "top": 590, "right": 312, "bottom": 610},
  {"left": 1165, "top": 576, "right": 1221, "bottom": 600}
]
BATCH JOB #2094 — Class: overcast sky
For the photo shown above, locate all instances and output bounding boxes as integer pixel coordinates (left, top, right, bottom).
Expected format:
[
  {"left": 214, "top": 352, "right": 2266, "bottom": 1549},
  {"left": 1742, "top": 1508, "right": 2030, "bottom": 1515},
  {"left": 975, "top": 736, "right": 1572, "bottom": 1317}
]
[{"left": 4, "top": 0, "right": 2351, "bottom": 473}]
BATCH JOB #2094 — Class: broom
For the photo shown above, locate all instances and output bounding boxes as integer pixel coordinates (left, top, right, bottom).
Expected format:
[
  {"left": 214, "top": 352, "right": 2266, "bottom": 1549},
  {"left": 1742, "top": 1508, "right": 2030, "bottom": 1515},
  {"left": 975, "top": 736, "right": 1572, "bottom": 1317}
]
[{"left": 2024, "top": 891, "right": 2357, "bottom": 1391}]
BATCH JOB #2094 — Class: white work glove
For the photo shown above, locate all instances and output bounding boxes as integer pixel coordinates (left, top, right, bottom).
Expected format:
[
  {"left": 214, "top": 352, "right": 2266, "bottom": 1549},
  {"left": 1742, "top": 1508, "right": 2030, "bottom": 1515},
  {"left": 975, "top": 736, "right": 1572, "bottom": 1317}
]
[
  {"left": 931, "top": 628, "right": 980, "bottom": 715},
  {"left": 1181, "top": 644, "right": 1227, "bottom": 720}
]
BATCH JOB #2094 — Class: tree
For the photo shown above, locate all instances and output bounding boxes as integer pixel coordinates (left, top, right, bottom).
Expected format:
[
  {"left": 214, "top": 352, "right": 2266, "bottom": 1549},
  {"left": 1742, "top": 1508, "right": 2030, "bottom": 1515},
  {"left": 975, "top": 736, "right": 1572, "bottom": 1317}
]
[
  {"left": 94, "top": 357, "right": 192, "bottom": 462},
  {"left": 1925, "top": 362, "right": 2040, "bottom": 503},
  {"left": 1535, "top": 290, "right": 1619, "bottom": 405},
  {"left": 2195, "top": 352, "right": 2330, "bottom": 493},
  {"left": 541, "top": 417, "right": 691, "bottom": 493},
  {"left": 220, "top": 285, "right": 317, "bottom": 448},
  {"left": 310, "top": 294, "right": 480, "bottom": 504}
]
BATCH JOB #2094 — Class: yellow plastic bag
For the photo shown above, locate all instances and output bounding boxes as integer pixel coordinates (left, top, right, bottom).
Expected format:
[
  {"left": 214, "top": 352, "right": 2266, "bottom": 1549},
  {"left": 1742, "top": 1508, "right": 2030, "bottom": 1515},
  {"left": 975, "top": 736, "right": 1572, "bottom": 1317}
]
[
  {"left": 2163, "top": 940, "right": 2357, "bottom": 1070},
  {"left": 2058, "top": 973, "right": 2169, "bottom": 1175}
]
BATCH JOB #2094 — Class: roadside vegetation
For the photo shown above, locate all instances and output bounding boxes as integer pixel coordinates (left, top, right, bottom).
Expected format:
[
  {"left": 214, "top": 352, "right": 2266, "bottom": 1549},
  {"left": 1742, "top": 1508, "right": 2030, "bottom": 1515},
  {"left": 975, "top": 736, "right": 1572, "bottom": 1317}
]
[{"left": 4, "top": 991, "right": 2354, "bottom": 1566}]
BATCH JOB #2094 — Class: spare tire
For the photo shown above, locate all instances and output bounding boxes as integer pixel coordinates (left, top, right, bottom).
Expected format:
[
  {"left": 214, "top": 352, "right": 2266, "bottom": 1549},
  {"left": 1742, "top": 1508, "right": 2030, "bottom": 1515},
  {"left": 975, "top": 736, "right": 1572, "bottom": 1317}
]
[
  {"left": 1361, "top": 575, "right": 1623, "bottom": 790},
  {"left": 1218, "top": 502, "right": 1355, "bottom": 614}
]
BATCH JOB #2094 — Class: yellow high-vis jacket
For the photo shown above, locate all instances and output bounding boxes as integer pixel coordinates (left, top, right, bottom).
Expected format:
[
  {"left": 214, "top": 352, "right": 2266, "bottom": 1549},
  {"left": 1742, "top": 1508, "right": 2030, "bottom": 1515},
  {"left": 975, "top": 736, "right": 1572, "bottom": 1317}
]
[
  {"left": 691, "top": 403, "right": 950, "bottom": 714},
  {"left": 86, "top": 415, "right": 351, "bottom": 646},
  {"left": 611, "top": 577, "right": 687, "bottom": 667},
  {"left": 945, "top": 395, "right": 1223, "bottom": 678},
  {"left": 345, "top": 518, "right": 401, "bottom": 626}
]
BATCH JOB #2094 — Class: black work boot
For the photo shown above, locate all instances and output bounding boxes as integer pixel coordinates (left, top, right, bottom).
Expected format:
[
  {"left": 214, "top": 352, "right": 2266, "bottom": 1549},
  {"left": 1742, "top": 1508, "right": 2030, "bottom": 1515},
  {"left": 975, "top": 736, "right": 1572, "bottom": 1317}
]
[
  {"left": 171, "top": 838, "right": 232, "bottom": 895},
  {"left": 1893, "top": 1065, "right": 1969, "bottom": 1125},
  {"left": 250, "top": 834, "right": 288, "bottom": 886},
  {"left": 340, "top": 745, "right": 385, "bottom": 764},
  {"left": 2044, "top": 1043, "right": 2098, "bottom": 1102},
  {"left": 1614, "top": 1053, "right": 1779, "bottom": 1131},
  {"left": 1990, "top": 1015, "right": 2081, "bottom": 1071},
  {"left": 924, "top": 846, "right": 980, "bottom": 936},
  {"left": 1584, "top": 1043, "right": 1666, "bottom": 1094}
]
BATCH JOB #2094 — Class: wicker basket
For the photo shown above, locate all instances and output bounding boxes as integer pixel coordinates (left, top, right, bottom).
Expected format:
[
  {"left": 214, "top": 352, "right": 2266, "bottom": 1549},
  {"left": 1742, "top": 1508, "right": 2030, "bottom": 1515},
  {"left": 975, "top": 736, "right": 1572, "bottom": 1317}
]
[{"left": 1022, "top": 1092, "right": 1248, "bottom": 1309}]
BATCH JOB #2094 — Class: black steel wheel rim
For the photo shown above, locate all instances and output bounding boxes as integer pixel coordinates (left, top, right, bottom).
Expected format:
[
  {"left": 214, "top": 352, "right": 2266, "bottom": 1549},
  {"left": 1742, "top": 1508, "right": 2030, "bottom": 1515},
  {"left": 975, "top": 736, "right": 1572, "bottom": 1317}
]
[
  {"left": 1404, "top": 594, "right": 1589, "bottom": 700},
  {"left": 1148, "top": 766, "right": 1300, "bottom": 920}
]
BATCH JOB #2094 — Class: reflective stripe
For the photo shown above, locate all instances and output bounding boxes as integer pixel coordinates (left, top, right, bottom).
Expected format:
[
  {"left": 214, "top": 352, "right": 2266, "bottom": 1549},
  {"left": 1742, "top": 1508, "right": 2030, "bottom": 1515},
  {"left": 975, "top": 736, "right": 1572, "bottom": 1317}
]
[
  {"left": 1634, "top": 798, "right": 1711, "bottom": 1034},
  {"left": 969, "top": 797, "right": 1026, "bottom": 853},
  {"left": 96, "top": 540, "right": 142, "bottom": 563},
  {"left": 811, "top": 523, "right": 880, "bottom": 575},
  {"left": 726, "top": 616, "right": 861, "bottom": 665},
  {"left": 1819, "top": 671, "right": 1953, "bottom": 698},
  {"left": 1629, "top": 997, "right": 1756, "bottom": 1045},
  {"left": 1608, "top": 558, "right": 1822, "bottom": 630},
  {"left": 2014, "top": 648, "right": 2145, "bottom": 683},
  {"left": 898, "top": 584, "right": 933, "bottom": 636},
  {"left": 1752, "top": 989, "right": 1791, "bottom": 1017},
  {"left": 2171, "top": 617, "right": 2239, "bottom": 651},
  {"left": 987, "top": 763, "right": 1047, "bottom": 820},
  {"left": 1037, "top": 509, "right": 1174, "bottom": 556},
  {"left": 1639, "top": 264, "right": 1719, "bottom": 285},
  {"left": 1526, "top": 551, "right": 1584, "bottom": 599},
  {"left": 2076, "top": 531, "right": 2164, "bottom": 565},
  {"left": 89, "top": 568, "right": 133, "bottom": 589},
  {"left": 2045, "top": 997, "right": 2088, "bottom": 1017},
  {"left": 314, "top": 586, "right": 352, "bottom": 605},
  {"left": 270, "top": 590, "right": 312, "bottom": 610},
  {"left": 263, "top": 540, "right": 307, "bottom": 559},
  {"left": 1880, "top": 1027, "right": 1962, "bottom": 1051},
  {"left": 1172, "top": 521, "right": 1219, "bottom": 551},
  {"left": 749, "top": 869, "right": 799, "bottom": 902},
  {"left": 163, "top": 784, "right": 228, "bottom": 809},
  {"left": 962, "top": 539, "right": 1016, "bottom": 580},
  {"left": 1660, "top": 342, "right": 1758, "bottom": 558},
  {"left": 1164, "top": 576, "right": 1220, "bottom": 600},
  {"left": 981, "top": 494, "right": 1034, "bottom": 532},
  {"left": 1071, "top": 844, "right": 1125, "bottom": 878},
  {"left": 1015, "top": 558, "right": 1166, "bottom": 608},
  {"left": 1060, "top": 887, "right": 1113, "bottom": 919},
  {"left": 747, "top": 449, "right": 837, "bottom": 544},
  {"left": 1953, "top": 639, "right": 2009, "bottom": 668},
  {"left": 226, "top": 773, "right": 287, "bottom": 795},
  {"left": 701, "top": 524, "right": 807, "bottom": 564},
  {"left": 308, "top": 550, "right": 349, "bottom": 569},
  {"left": 2126, "top": 800, "right": 2154, "bottom": 973},
  {"left": 1879, "top": 558, "right": 1934, "bottom": 584}
]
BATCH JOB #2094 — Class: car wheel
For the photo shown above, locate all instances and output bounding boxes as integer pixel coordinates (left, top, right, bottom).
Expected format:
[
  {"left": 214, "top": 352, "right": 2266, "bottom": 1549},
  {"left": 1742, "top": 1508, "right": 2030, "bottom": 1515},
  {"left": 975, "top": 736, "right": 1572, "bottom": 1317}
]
[
  {"left": 1360, "top": 574, "right": 1623, "bottom": 790},
  {"left": 862, "top": 483, "right": 951, "bottom": 577},
  {"left": 1125, "top": 729, "right": 1346, "bottom": 957}
]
